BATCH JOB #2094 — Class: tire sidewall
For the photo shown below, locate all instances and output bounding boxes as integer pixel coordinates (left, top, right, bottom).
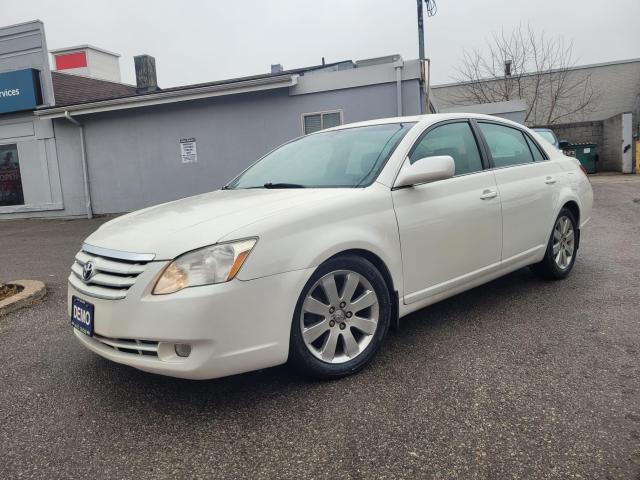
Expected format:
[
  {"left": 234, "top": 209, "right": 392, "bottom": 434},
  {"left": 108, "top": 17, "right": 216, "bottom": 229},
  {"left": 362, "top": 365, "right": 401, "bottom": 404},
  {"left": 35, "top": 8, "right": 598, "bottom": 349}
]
[{"left": 289, "top": 255, "right": 392, "bottom": 378}]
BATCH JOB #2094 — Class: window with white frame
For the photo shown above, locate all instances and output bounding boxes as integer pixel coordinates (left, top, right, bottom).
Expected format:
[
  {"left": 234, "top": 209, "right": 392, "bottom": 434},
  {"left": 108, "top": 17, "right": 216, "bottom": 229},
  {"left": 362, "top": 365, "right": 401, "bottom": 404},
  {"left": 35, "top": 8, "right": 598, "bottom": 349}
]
[{"left": 302, "top": 110, "right": 343, "bottom": 135}]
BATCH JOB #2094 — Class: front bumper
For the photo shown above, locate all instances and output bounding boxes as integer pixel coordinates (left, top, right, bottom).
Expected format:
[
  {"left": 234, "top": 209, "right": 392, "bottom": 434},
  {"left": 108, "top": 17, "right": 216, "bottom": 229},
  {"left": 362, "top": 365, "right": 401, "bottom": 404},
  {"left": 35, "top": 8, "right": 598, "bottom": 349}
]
[{"left": 68, "top": 262, "right": 313, "bottom": 380}]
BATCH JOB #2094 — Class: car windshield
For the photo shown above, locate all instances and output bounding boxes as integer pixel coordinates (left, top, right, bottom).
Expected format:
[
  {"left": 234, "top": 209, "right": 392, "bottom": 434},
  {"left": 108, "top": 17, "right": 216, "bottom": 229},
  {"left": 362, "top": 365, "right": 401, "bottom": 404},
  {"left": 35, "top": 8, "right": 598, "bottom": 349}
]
[
  {"left": 225, "top": 123, "right": 415, "bottom": 189},
  {"left": 535, "top": 130, "right": 557, "bottom": 146}
]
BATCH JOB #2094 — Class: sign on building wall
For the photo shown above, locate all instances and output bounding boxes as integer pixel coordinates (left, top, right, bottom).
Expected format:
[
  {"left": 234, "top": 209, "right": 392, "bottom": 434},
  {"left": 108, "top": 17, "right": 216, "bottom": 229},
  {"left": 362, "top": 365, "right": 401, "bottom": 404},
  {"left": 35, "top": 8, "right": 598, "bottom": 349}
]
[
  {"left": 180, "top": 138, "right": 198, "bottom": 163},
  {"left": 0, "top": 69, "right": 43, "bottom": 114}
]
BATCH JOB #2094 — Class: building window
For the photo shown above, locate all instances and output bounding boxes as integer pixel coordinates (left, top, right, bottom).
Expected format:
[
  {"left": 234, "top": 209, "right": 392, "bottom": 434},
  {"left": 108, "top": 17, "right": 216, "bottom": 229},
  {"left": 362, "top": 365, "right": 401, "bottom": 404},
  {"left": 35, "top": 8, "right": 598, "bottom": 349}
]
[
  {"left": 302, "top": 110, "right": 343, "bottom": 135},
  {"left": 0, "top": 144, "right": 24, "bottom": 206}
]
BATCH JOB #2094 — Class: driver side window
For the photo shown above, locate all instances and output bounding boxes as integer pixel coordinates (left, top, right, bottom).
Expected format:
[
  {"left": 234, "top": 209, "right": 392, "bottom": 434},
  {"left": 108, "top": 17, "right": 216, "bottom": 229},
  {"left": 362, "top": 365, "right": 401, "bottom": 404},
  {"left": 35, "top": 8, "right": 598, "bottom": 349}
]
[{"left": 409, "top": 122, "right": 484, "bottom": 176}]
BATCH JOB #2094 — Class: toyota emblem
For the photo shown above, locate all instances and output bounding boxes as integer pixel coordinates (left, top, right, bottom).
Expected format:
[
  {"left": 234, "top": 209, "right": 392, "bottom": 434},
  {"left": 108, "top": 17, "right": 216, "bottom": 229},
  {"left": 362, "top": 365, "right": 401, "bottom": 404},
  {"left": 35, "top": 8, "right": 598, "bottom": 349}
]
[{"left": 82, "top": 261, "right": 95, "bottom": 281}]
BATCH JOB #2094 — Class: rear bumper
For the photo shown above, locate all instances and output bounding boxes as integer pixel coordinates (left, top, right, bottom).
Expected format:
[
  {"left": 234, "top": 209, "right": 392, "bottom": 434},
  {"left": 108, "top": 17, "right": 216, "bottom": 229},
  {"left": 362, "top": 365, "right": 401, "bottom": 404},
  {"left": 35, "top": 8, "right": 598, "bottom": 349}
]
[{"left": 68, "top": 265, "right": 314, "bottom": 380}]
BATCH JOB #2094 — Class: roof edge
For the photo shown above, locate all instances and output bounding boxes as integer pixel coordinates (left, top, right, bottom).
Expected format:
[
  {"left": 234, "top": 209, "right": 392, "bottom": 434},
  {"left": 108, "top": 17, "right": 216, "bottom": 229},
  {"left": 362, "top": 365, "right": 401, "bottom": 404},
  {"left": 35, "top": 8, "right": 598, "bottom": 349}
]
[
  {"left": 49, "top": 44, "right": 121, "bottom": 57},
  {"left": 0, "top": 19, "right": 45, "bottom": 29},
  {"left": 432, "top": 57, "right": 640, "bottom": 89},
  {"left": 36, "top": 74, "right": 298, "bottom": 118}
]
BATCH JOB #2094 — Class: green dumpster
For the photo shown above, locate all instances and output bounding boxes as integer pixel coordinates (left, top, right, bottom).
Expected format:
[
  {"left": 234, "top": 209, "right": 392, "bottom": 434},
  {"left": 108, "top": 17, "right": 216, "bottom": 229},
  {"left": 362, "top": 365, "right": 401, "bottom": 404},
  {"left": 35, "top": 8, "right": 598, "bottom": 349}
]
[{"left": 568, "top": 143, "right": 598, "bottom": 173}]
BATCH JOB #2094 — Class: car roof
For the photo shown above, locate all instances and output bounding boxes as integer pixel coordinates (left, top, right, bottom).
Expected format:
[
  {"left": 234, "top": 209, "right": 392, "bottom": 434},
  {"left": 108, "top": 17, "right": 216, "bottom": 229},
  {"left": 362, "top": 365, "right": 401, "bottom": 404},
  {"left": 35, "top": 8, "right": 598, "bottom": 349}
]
[{"left": 325, "top": 113, "right": 529, "bottom": 132}]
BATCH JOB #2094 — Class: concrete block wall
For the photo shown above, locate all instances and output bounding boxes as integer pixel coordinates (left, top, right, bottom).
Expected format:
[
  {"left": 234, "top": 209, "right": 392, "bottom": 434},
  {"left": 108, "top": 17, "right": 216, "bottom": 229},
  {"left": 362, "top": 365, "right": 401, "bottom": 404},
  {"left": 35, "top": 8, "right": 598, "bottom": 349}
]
[
  {"left": 534, "top": 121, "right": 604, "bottom": 170},
  {"left": 536, "top": 121, "right": 604, "bottom": 146},
  {"left": 536, "top": 116, "right": 630, "bottom": 172}
]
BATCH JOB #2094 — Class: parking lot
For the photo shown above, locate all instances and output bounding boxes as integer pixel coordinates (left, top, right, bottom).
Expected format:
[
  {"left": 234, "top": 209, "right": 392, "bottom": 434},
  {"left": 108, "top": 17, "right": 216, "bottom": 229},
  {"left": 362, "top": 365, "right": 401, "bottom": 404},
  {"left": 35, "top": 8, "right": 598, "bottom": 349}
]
[{"left": 0, "top": 174, "right": 639, "bottom": 479}]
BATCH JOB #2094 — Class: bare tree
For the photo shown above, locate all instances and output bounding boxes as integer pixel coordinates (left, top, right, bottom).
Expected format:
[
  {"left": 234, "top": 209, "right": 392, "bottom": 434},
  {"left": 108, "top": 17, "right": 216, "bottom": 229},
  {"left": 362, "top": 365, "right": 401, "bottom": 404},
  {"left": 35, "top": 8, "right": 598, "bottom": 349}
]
[{"left": 453, "top": 24, "right": 599, "bottom": 125}]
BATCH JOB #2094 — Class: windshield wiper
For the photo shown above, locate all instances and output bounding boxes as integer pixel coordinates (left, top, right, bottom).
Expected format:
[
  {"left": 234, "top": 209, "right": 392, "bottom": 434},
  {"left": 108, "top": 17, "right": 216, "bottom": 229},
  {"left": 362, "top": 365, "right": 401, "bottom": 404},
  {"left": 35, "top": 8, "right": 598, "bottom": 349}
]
[{"left": 263, "top": 182, "right": 306, "bottom": 189}]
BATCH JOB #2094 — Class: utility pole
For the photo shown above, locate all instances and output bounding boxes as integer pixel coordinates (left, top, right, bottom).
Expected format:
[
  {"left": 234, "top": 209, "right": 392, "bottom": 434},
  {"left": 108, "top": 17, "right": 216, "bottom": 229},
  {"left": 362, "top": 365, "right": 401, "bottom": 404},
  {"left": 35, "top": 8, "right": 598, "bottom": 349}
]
[
  {"left": 417, "top": 0, "right": 426, "bottom": 114},
  {"left": 417, "top": 0, "right": 425, "bottom": 62},
  {"left": 504, "top": 59, "right": 512, "bottom": 101}
]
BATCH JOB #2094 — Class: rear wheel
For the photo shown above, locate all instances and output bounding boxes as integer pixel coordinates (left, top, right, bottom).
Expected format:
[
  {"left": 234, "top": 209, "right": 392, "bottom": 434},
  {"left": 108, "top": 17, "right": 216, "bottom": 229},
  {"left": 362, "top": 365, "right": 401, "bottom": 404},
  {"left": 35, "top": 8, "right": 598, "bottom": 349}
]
[
  {"left": 531, "top": 208, "right": 578, "bottom": 280},
  {"left": 289, "top": 255, "right": 391, "bottom": 379}
]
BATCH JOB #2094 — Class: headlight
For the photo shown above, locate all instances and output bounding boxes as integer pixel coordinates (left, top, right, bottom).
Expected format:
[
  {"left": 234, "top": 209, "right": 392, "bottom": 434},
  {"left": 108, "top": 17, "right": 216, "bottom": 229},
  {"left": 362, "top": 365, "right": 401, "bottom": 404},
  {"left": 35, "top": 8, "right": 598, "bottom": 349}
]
[{"left": 152, "top": 238, "right": 257, "bottom": 295}]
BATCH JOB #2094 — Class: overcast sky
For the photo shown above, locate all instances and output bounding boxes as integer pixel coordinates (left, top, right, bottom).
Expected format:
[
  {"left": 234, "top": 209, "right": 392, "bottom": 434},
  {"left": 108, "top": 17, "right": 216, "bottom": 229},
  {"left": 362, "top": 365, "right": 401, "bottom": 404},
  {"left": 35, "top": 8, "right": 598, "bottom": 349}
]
[{"left": 4, "top": 0, "right": 639, "bottom": 88}]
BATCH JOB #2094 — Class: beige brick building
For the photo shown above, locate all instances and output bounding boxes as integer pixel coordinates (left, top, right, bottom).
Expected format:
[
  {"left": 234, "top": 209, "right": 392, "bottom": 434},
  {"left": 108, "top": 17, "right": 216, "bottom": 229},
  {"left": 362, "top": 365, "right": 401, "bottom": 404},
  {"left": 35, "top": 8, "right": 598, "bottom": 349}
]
[{"left": 432, "top": 59, "right": 640, "bottom": 172}]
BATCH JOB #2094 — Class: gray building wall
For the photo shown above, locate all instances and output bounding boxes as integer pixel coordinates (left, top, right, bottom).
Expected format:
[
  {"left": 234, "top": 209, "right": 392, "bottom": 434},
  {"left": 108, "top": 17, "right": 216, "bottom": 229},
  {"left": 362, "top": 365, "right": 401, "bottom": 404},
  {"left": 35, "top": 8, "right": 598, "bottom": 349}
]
[
  {"left": 0, "top": 20, "right": 55, "bottom": 106},
  {"left": 432, "top": 59, "right": 640, "bottom": 172},
  {"left": 52, "top": 80, "right": 421, "bottom": 215},
  {"left": 0, "top": 21, "right": 66, "bottom": 218},
  {"left": 439, "top": 99, "right": 527, "bottom": 124}
]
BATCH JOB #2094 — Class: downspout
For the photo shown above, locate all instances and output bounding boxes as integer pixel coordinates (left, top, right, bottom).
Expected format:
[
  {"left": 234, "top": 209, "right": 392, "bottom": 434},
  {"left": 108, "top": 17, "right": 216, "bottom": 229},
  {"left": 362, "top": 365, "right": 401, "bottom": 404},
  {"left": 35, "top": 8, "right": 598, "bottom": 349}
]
[
  {"left": 394, "top": 58, "right": 404, "bottom": 117},
  {"left": 64, "top": 111, "right": 93, "bottom": 219},
  {"left": 424, "top": 58, "right": 432, "bottom": 114}
]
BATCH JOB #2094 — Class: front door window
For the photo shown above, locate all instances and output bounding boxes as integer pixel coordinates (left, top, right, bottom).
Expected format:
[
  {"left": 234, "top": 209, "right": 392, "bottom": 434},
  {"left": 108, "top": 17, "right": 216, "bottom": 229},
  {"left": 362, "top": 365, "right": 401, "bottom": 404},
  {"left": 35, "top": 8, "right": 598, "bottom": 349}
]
[
  {"left": 0, "top": 144, "right": 24, "bottom": 206},
  {"left": 409, "top": 121, "right": 484, "bottom": 175}
]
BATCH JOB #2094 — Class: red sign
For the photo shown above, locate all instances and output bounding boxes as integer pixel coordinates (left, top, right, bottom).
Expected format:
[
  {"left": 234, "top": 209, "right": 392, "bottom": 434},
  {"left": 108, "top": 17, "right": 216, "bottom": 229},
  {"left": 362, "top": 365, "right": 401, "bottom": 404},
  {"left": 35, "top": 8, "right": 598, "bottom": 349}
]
[{"left": 55, "top": 52, "right": 88, "bottom": 70}]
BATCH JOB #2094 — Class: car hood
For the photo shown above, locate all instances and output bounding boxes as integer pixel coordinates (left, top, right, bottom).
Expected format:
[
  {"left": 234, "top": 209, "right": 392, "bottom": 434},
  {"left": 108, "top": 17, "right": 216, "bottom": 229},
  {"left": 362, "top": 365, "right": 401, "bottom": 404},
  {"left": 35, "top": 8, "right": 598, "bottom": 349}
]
[{"left": 84, "top": 189, "right": 352, "bottom": 260}]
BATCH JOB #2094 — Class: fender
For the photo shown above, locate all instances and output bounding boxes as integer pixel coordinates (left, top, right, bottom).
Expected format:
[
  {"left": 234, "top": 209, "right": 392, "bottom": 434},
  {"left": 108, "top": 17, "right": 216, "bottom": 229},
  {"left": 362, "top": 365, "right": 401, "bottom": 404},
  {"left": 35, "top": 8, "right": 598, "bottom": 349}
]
[
  {"left": 554, "top": 185, "right": 582, "bottom": 224},
  {"left": 223, "top": 184, "right": 405, "bottom": 299}
]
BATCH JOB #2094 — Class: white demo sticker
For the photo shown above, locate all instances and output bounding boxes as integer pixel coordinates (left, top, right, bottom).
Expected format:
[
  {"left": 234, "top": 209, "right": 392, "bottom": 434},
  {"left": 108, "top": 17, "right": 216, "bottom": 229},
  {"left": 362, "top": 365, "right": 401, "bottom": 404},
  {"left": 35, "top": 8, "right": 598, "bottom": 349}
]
[{"left": 180, "top": 138, "right": 198, "bottom": 163}]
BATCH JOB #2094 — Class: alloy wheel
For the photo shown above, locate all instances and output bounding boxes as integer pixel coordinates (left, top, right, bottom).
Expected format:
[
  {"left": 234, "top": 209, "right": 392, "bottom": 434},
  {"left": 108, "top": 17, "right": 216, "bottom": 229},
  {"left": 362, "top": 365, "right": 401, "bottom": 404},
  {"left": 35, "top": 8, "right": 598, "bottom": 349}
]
[
  {"left": 553, "top": 215, "right": 575, "bottom": 270},
  {"left": 300, "top": 270, "right": 380, "bottom": 364}
]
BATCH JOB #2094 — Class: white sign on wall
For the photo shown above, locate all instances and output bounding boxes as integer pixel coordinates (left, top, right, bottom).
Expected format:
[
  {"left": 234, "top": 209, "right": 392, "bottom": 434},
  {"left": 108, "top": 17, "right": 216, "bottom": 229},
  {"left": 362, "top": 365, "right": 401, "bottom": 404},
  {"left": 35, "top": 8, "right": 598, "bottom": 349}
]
[{"left": 180, "top": 138, "right": 197, "bottom": 163}]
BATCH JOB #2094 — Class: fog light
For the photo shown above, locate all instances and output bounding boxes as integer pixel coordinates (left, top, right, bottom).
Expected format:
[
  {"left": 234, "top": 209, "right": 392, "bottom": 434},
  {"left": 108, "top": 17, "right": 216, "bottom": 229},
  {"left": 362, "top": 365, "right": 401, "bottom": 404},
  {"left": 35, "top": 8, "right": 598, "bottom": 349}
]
[{"left": 174, "top": 343, "right": 192, "bottom": 358}]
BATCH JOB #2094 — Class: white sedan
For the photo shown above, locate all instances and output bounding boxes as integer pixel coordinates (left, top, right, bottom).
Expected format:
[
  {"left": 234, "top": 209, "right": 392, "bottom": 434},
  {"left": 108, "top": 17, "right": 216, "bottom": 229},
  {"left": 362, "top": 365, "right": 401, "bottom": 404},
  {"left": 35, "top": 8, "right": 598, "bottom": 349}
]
[{"left": 68, "top": 113, "right": 593, "bottom": 380}]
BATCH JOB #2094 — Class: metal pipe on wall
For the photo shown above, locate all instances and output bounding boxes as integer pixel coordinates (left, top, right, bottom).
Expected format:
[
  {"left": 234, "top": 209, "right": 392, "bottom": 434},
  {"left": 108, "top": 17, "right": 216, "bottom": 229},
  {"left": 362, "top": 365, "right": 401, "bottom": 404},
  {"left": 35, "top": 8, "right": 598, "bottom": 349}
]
[
  {"left": 424, "top": 58, "right": 431, "bottom": 113},
  {"left": 394, "top": 59, "right": 404, "bottom": 117},
  {"left": 64, "top": 111, "right": 93, "bottom": 219}
]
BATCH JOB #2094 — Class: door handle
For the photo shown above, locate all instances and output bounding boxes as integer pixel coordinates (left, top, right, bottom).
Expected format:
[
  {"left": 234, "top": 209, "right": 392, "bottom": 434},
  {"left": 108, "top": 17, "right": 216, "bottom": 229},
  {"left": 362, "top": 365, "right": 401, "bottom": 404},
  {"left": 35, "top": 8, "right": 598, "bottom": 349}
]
[
  {"left": 479, "top": 189, "right": 498, "bottom": 200},
  {"left": 545, "top": 176, "right": 557, "bottom": 185}
]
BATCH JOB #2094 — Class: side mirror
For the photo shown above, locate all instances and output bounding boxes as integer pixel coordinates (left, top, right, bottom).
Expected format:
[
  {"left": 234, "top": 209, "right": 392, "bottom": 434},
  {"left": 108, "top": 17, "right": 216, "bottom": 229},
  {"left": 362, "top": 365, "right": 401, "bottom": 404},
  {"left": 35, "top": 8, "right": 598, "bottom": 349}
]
[
  {"left": 394, "top": 155, "right": 455, "bottom": 188},
  {"left": 558, "top": 140, "right": 570, "bottom": 149}
]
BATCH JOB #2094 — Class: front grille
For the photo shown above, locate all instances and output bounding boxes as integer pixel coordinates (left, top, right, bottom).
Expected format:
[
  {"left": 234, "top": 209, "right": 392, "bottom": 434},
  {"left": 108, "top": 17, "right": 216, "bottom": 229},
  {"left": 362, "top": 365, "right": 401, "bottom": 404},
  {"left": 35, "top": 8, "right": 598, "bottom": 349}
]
[
  {"left": 69, "top": 245, "right": 152, "bottom": 300},
  {"left": 93, "top": 334, "right": 159, "bottom": 357}
]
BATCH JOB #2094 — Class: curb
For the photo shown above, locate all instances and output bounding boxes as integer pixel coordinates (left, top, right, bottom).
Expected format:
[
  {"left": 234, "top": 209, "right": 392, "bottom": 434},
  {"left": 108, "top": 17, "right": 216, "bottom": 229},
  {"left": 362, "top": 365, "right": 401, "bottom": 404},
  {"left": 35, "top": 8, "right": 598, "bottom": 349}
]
[{"left": 0, "top": 280, "right": 47, "bottom": 317}]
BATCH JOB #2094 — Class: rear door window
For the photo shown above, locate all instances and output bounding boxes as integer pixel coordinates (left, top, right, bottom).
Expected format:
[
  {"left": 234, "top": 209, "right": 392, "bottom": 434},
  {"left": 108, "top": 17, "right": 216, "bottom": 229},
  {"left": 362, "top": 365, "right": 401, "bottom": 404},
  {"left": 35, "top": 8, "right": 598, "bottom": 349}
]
[
  {"left": 525, "top": 135, "right": 547, "bottom": 162},
  {"left": 478, "top": 122, "right": 534, "bottom": 168}
]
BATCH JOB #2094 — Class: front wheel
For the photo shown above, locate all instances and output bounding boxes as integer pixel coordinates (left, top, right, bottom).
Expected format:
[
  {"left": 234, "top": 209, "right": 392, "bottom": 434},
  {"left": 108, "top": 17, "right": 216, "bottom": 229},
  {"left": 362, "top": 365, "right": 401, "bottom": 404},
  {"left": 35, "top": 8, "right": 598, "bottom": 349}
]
[
  {"left": 289, "top": 255, "right": 392, "bottom": 379},
  {"left": 531, "top": 208, "right": 578, "bottom": 280}
]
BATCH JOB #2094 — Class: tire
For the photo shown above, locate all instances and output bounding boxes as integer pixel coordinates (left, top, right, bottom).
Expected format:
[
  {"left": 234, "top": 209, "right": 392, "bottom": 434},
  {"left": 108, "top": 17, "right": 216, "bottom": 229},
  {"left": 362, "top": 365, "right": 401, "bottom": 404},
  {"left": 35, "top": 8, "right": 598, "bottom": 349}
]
[
  {"left": 289, "top": 254, "right": 392, "bottom": 379},
  {"left": 530, "top": 208, "right": 578, "bottom": 280}
]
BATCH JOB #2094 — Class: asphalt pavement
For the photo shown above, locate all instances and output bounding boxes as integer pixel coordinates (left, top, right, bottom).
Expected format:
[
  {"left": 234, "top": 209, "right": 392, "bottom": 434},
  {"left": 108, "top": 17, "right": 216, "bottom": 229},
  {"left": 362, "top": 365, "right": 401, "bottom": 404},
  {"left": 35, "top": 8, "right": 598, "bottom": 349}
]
[{"left": 0, "top": 174, "right": 639, "bottom": 479}]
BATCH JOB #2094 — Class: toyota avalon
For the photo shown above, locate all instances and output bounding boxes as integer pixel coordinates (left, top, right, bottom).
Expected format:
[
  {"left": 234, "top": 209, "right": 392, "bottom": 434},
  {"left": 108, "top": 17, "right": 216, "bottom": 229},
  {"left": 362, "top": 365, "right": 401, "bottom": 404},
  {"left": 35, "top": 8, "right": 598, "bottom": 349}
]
[{"left": 69, "top": 113, "right": 593, "bottom": 380}]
